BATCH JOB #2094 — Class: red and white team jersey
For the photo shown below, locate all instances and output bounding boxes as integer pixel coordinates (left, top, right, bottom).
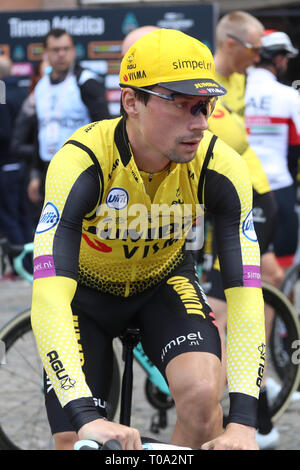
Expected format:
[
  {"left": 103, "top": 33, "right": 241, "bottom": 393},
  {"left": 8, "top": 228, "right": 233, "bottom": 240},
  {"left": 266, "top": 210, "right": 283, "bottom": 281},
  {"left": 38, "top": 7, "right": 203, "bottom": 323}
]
[{"left": 245, "top": 68, "right": 300, "bottom": 190}]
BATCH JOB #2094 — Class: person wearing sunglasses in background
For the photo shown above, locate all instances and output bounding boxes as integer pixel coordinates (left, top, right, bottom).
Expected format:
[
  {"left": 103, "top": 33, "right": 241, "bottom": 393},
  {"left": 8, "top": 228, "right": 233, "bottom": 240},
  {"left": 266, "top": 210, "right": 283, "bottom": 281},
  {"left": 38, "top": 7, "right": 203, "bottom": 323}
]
[
  {"left": 245, "top": 30, "right": 300, "bottom": 269},
  {"left": 203, "top": 11, "right": 285, "bottom": 450},
  {"left": 31, "top": 28, "right": 265, "bottom": 450}
]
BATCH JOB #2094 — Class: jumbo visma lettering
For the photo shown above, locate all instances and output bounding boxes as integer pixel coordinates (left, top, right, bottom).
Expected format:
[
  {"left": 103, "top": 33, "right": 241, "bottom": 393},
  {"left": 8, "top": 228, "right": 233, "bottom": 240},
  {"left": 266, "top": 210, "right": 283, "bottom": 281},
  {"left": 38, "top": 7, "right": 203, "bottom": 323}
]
[
  {"left": 167, "top": 275, "right": 205, "bottom": 318},
  {"left": 127, "top": 70, "right": 147, "bottom": 81}
]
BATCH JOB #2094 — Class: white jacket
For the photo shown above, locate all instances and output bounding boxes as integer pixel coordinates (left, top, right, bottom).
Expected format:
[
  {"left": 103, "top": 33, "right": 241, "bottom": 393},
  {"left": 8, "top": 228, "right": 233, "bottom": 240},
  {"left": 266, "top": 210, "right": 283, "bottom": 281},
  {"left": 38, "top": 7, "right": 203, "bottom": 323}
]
[{"left": 245, "top": 68, "right": 300, "bottom": 190}]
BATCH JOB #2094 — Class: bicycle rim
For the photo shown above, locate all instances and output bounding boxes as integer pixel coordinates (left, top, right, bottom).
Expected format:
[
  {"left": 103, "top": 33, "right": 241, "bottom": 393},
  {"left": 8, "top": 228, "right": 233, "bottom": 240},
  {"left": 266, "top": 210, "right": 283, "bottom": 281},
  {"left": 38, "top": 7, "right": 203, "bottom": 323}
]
[
  {"left": 263, "top": 282, "right": 300, "bottom": 422},
  {"left": 281, "top": 262, "right": 300, "bottom": 315},
  {"left": 0, "top": 310, "right": 54, "bottom": 450},
  {"left": 0, "top": 311, "right": 122, "bottom": 450},
  {"left": 221, "top": 283, "right": 300, "bottom": 424}
]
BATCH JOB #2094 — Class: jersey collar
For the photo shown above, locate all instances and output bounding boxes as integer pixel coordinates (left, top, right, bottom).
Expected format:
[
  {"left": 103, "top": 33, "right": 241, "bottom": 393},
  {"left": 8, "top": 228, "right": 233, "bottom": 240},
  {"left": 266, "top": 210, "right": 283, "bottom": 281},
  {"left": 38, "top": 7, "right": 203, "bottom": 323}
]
[{"left": 114, "top": 117, "right": 132, "bottom": 167}]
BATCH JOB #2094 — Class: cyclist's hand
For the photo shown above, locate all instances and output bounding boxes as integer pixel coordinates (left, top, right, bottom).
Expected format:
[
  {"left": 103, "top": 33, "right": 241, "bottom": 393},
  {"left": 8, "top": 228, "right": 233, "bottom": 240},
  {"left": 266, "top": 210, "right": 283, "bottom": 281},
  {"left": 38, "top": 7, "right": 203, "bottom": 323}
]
[
  {"left": 78, "top": 418, "right": 142, "bottom": 450},
  {"left": 201, "top": 423, "right": 259, "bottom": 450},
  {"left": 28, "top": 178, "right": 42, "bottom": 203}
]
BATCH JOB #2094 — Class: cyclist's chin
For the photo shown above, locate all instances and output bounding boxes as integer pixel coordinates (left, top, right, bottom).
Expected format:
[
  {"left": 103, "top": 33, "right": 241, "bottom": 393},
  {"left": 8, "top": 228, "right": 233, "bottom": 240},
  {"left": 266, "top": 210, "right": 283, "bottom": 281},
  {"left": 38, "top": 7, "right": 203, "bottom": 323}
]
[{"left": 169, "top": 150, "right": 197, "bottom": 164}]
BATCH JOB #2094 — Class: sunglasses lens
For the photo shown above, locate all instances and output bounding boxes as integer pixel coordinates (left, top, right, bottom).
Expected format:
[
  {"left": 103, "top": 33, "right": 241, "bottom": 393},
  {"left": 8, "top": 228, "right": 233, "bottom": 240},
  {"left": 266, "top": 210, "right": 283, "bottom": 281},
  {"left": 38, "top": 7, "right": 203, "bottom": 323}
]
[
  {"left": 191, "top": 98, "right": 217, "bottom": 117},
  {"left": 191, "top": 102, "right": 207, "bottom": 116}
]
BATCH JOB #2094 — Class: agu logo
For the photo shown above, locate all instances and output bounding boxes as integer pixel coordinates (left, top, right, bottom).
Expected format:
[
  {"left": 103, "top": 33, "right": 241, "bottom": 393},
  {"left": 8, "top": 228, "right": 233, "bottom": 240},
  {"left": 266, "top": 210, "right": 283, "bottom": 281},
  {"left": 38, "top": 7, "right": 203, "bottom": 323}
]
[
  {"left": 106, "top": 187, "right": 129, "bottom": 210},
  {"left": 36, "top": 202, "right": 59, "bottom": 233},
  {"left": 242, "top": 209, "right": 257, "bottom": 242}
]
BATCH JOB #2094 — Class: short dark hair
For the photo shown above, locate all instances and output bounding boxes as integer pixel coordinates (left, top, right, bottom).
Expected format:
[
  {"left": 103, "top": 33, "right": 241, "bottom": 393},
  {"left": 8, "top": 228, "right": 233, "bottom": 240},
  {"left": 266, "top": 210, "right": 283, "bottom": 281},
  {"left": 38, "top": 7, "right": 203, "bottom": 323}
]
[
  {"left": 43, "top": 28, "right": 74, "bottom": 48},
  {"left": 120, "top": 85, "right": 155, "bottom": 119},
  {"left": 258, "top": 49, "right": 289, "bottom": 67}
]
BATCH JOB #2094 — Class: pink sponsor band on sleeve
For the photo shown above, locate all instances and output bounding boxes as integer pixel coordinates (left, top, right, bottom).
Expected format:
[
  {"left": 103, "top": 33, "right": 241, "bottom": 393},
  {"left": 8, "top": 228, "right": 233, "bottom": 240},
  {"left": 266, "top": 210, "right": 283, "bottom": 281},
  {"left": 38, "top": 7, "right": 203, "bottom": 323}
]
[
  {"left": 243, "top": 265, "right": 261, "bottom": 288},
  {"left": 34, "top": 255, "right": 56, "bottom": 279}
]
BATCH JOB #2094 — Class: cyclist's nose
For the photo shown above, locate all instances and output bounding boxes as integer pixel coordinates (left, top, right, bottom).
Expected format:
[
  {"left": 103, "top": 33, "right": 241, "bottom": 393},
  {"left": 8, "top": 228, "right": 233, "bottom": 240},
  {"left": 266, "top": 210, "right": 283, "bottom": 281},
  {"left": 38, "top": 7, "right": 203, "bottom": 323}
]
[
  {"left": 189, "top": 111, "right": 209, "bottom": 131},
  {"left": 252, "top": 51, "right": 261, "bottom": 64}
]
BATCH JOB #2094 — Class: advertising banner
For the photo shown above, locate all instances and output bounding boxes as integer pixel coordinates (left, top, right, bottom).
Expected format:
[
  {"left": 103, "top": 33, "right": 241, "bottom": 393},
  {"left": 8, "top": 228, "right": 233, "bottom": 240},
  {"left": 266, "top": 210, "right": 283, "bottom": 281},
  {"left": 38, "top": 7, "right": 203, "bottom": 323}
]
[{"left": 0, "top": 4, "right": 218, "bottom": 115}]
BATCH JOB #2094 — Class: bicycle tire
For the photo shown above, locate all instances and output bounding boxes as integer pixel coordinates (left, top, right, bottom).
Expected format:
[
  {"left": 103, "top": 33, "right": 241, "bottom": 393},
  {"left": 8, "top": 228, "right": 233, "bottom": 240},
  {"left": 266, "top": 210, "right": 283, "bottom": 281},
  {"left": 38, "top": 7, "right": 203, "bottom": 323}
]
[
  {"left": 281, "top": 262, "right": 300, "bottom": 308},
  {"left": 262, "top": 282, "right": 300, "bottom": 422},
  {"left": 222, "top": 282, "right": 300, "bottom": 424},
  {"left": 0, "top": 310, "right": 121, "bottom": 450}
]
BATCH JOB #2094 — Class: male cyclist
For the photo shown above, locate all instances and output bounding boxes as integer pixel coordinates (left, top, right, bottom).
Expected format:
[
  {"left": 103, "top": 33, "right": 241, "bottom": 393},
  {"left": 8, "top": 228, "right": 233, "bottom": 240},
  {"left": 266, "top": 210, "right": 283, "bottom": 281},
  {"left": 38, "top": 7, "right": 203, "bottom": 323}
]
[{"left": 31, "top": 29, "right": 264, "bottom": 450}]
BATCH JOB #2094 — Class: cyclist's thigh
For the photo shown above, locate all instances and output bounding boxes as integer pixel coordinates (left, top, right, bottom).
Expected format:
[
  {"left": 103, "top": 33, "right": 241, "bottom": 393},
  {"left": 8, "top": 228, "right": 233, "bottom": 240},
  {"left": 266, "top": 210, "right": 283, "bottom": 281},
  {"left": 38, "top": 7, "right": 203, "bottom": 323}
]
[
  {"left": 44, "top": 295, "right": 114, "bottom": 435},
  {"left": 204, "top": 266, "right": 226, "bottom": 301},
  {"left": 138, "top": 255, "right": 221, "bottom": 378},
  {"left": 261, "top": 251, "right": 284, "bottom": 287}
]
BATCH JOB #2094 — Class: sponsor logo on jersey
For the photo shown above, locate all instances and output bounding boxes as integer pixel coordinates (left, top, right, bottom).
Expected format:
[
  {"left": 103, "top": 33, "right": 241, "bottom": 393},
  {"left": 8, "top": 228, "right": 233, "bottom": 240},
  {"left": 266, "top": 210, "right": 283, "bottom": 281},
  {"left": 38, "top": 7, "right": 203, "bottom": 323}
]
[
  {"left": 33, "top": 254, "right": 56, "bottom": 279},
  {"left": 46, "top": 350, "right": 76, "bottom": 390},
  {"left": 212, "top": 109, "right": 225, "bottom": 119},
  {"left": 82, "top": 233, "right": 112, "bottom": 253},
  {"left": 242, "top": 209, "right": 257, "bottom": 242},
  {"left": 243, "top": 265, "right": 261, "bottom": 288},
  {"left": 256, "top": 343, "right": 266, "bottom": 388},
  {"left": 106, "top": 187, "right": 129, "bottom": 210},
  {"left": 36, "top": 202, "right": 59, "bottom": 233}
]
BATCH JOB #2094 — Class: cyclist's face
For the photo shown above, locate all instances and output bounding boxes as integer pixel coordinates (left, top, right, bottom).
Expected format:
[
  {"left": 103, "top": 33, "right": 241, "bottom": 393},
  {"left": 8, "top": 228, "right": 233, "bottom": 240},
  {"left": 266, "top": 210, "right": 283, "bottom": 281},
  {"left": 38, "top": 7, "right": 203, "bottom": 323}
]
[
  {"left": 130, "top": 86, "right": 210, "bottom": 165},
  {"left": 45, "top": 34, "right": 75, "bottom": 76},
  {"left": 231, "top": 28, "right": 263, "bottom": 74}
]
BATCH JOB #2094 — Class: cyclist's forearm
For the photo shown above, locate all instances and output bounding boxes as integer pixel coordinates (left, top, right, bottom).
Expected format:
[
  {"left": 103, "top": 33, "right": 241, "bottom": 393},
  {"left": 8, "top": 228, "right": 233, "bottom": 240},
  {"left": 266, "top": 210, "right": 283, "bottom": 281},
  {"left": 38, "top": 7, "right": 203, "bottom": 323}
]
[
  {"left": 225, "top": 285, "right": 265, "bottom": 427},
  {"left": 31, "top": 277, "right": 93, "bottom": 408}
]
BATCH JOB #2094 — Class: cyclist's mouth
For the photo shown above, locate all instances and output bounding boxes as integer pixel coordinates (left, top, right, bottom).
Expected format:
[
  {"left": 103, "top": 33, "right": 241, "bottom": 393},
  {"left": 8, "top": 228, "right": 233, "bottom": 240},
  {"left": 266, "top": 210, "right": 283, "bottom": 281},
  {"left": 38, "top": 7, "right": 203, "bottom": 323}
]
[{"left": 180, "top": 138, "right": 202, "bottom": 151}]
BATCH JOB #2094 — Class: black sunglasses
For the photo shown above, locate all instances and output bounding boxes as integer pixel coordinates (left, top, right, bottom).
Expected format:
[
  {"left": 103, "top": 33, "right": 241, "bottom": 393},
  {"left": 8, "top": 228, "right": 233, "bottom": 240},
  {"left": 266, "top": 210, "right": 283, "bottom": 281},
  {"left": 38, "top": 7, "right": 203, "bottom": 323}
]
[
  {"left": 120, "top": 84, "right": 217, "bottom": 117},
  {"left": 227, "top": 34, "right": 262, "bottom": 55}
]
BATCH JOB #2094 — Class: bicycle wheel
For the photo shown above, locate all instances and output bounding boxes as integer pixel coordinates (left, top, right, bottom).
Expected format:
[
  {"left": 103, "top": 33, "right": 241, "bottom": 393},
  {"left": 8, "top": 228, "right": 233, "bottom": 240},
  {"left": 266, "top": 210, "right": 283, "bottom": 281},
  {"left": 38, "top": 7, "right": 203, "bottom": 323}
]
[
  {"left": 260, "top": 283, "right": 300, "bottom": 421},
  {"left": 281, "top": 262, "right": 300, "bottom": 314},
  {"left": 0, "top": 309, "right": 51, "bottom": 450},
  {"left": 0, "top": 310, "right": 121, "bottom": 450},
  {"left": 222, "top": 282, "right": 300, "bottom": 424}
]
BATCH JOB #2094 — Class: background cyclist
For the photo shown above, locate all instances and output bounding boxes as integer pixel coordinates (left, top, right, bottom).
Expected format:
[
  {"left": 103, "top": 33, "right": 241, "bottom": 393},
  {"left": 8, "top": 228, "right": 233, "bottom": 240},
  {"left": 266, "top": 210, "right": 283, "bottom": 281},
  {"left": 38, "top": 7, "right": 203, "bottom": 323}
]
[
  {"left": 202, "top": 11, "right": 284, "bottom": 449},
  {"left": 245, "top": 30, "right": 300, "bottom": 270}
]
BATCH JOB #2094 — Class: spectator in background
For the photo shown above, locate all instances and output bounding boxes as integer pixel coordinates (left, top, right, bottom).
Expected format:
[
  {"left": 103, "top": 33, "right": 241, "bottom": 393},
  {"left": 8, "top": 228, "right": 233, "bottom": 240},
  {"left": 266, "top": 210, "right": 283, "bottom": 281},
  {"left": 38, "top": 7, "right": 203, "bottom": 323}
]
[
  {"left": 245, "top": 30, "right": 300, "bottom": 267},
  {"left": 11, "top": 59, "right": 50, "bottom": 167},
  {"left": 28, "top": 28, "right": 109, "bottom": 205},
  {"left": 10, "top": 59, "right": 50, "bottom": 227},
  {"left": 0, "top": 55, "right": 33, "bottom": 276}
]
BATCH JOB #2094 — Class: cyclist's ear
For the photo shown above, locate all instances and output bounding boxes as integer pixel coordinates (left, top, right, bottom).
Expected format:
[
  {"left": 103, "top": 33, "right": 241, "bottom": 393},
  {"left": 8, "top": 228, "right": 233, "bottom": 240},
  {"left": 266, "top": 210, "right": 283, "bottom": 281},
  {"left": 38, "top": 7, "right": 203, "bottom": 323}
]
[{"left": 121, "top": 88, "right": 140, "bottom": 118}]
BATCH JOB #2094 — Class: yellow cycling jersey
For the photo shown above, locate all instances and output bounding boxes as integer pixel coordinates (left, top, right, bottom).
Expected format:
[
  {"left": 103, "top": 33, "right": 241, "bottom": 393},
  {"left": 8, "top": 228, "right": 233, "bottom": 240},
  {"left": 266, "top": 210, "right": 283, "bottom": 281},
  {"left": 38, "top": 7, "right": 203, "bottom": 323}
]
[
  {"left": 208, "top": 96, "right": 270, "bottom": 196},
  {"left": 214, "top": 71, "right": 246, "bottom": 117},
  {"left": 31, "top": 117, "right": 265, "bottom": 412}
]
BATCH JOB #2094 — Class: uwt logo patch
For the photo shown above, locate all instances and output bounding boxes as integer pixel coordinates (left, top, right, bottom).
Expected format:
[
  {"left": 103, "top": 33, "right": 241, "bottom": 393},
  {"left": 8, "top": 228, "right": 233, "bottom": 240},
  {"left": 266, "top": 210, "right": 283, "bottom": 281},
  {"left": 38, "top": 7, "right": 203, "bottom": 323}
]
[
  {"left": 106, "top": 187, "right": 129, "bottom": 210},
  {"left": 36, "top": 202, "right": 60, "bottom": 233},
  {"left": 242, "top": 209, "right": 257, "bottom": 242}
]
